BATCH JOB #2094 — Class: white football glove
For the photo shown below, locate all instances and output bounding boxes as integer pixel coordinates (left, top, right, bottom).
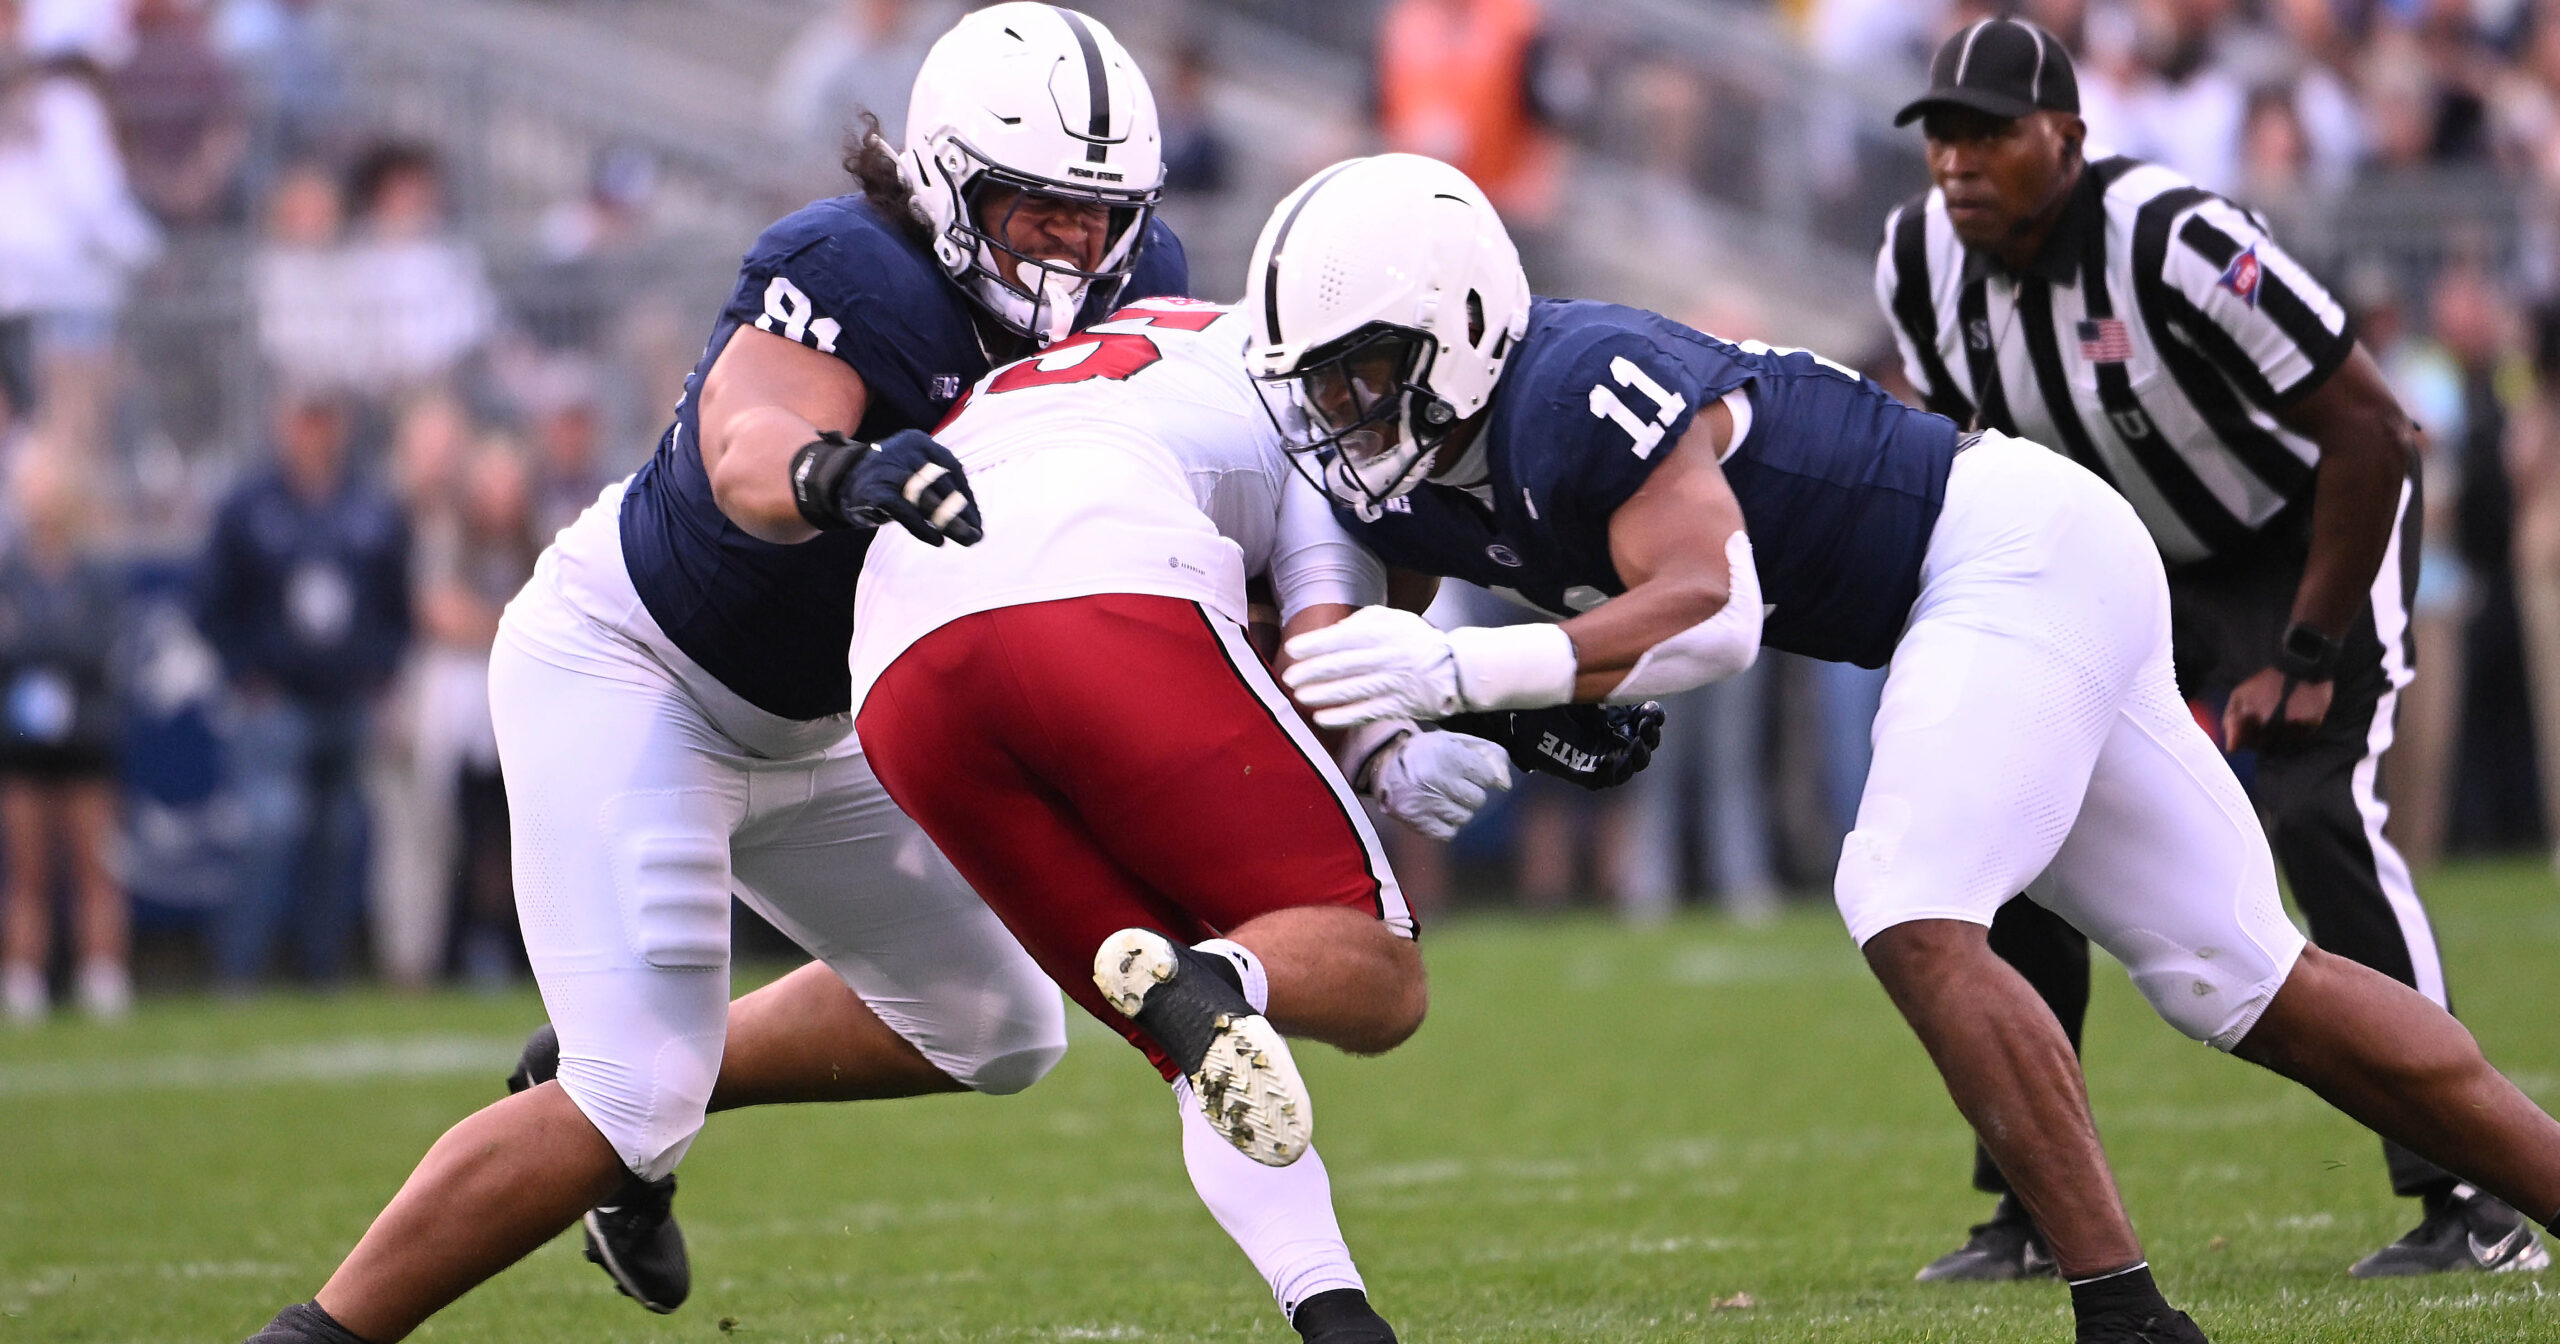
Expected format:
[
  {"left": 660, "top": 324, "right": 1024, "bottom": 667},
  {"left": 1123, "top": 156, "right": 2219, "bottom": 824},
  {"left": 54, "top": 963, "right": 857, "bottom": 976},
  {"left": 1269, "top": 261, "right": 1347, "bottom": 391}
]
[
  {"left": 1283, "top": 605, "right": 1577, "bottom": 729},
  {"left": 1355, "top": 726, "right": 1513, "bottom": 840}
]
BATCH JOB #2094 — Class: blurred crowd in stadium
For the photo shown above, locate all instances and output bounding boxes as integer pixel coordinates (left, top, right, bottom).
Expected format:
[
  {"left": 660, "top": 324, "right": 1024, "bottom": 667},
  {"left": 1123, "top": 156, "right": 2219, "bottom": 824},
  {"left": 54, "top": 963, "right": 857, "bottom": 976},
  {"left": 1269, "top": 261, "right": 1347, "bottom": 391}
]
[{"left": 3, "top": 0, "right": 2559, "bottom": 1018}]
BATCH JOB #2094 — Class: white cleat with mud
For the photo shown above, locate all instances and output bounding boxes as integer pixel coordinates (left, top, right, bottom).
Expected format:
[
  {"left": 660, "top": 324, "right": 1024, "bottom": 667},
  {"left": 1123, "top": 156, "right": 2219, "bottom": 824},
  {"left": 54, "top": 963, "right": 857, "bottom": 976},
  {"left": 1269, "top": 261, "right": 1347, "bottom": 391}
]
[{"left": 1094, "top": 927, "right": 1311, "bottom": 1167}]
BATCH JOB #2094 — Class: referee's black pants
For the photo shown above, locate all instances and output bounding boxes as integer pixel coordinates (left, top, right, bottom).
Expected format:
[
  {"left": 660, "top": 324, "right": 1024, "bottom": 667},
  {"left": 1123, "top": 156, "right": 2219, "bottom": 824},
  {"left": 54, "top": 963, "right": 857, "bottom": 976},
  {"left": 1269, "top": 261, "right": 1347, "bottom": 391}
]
[{"left": 1970, "top": 478, "right": 2458, "bottom": 1205}]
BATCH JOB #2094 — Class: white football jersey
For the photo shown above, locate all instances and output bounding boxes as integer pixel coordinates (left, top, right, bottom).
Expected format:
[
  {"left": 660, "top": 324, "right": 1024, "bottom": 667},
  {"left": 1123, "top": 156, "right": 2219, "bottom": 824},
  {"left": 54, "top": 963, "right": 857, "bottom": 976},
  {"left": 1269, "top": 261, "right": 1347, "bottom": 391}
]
[{"left": 849, "top": 302, "right": 1383, "bottom": 708}]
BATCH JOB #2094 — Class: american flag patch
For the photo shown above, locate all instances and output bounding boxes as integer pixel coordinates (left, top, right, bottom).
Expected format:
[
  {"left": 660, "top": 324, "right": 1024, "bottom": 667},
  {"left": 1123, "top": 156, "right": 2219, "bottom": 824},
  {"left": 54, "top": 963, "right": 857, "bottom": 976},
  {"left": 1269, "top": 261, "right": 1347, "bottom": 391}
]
[{"left": 2077, "top": 318, "right": 2134, "bottom": 364}]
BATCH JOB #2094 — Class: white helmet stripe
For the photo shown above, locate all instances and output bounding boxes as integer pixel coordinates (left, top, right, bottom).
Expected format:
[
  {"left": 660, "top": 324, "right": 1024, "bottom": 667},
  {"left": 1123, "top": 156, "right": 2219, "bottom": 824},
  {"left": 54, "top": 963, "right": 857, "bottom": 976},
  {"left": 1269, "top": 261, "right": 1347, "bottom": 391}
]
[
  {"left": 1055, "top": 6, "right": 1112, "bottom": 162},
  {"left": 1262, "top": 159, "right": 1364, "bottom": 346}
]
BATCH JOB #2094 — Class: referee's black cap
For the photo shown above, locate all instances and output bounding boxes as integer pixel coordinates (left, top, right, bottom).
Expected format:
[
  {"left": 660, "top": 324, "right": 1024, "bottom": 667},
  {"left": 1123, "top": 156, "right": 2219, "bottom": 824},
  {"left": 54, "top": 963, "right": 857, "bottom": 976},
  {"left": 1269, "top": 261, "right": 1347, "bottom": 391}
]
[{"left": 1893, "top": 17, "right": 2080, "bottom": 127}]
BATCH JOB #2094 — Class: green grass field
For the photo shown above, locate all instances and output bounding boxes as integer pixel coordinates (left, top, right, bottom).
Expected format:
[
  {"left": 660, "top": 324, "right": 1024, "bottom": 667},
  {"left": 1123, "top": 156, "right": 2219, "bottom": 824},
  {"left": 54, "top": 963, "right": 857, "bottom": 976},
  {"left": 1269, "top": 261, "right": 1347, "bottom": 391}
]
[{"left": 6, "top": 862, "right": 2558, "bottom": 1343}]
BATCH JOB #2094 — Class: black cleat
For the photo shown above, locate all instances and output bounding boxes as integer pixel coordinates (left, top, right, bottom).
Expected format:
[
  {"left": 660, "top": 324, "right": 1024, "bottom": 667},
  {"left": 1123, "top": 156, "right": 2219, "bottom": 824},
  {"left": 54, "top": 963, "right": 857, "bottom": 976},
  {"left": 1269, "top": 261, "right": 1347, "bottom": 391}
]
[
  {"left": 243, "top": 1301, "right": 372, "bottom": 1344},
  {"left": 504, "top": 1022, "right": 559, "bottom": 1094},
  {"left": 508, "top": 1022, "right": 694, "bottom": 1313},
  {"left": 1291, "top": 1288, "right": 1397, "bottom": 1343},
  {"left": 584, "top": 1171, "right": 690, "bottom": 1313},
  {"left": 1916, "top": 1194, "right": 2055, "bottom": 1282},
  {"left": 1094, "top": 928, "right": 1310, "bottom": 1166},
  {"left": 2075, "top": 1306, "right": 2211, "bottom": 1343},
  {"left": 2348, "top": 1183, "right": 2551, "bottom": 1278}
]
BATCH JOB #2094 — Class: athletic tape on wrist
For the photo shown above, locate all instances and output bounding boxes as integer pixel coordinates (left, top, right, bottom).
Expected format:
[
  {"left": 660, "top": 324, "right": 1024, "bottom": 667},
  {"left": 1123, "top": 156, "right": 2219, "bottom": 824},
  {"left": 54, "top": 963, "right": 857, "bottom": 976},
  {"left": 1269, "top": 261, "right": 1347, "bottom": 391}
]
[
  {"left": 1446, "top": 622, "right": 1577, "bottom": 712},
  {"left": 788, "top": 432, "right": 864, "bottom": 531},
  {"left": 1336, "top": 719, "right": 1415, "bottom": 793}
]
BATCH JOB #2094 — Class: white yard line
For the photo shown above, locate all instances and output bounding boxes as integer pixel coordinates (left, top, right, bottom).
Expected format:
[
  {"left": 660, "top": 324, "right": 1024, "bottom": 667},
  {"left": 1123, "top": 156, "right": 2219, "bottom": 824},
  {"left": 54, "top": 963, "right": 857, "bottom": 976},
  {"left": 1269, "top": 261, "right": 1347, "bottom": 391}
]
[{"left": 0, "top": 1035, "right": 522, "bottom": 1099}]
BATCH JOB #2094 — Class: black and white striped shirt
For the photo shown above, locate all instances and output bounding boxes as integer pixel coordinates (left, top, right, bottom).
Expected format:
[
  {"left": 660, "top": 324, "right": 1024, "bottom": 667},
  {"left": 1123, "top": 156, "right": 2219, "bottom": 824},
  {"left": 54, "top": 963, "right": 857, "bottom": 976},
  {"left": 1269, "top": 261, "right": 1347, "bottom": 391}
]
[{"left": 1875, "top": 156, "right": 2357, "bottom": 565}]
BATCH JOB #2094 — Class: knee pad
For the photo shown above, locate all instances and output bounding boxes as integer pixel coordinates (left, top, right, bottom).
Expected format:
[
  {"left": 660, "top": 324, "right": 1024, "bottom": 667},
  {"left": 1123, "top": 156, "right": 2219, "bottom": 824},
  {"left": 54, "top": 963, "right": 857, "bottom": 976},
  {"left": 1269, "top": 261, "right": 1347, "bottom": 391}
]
[
  {"left": 960, "top": 1039, "right": 1069, "bottom": 1096},
  {"left": 2114, "top": 925, "right": 2297, "bottom": 1049},
  {"left": 555, "top": 1028, "right": 724, "bottom": 1182},
  {"left": 599, "top": 792, "right": 733, "bottom": 970},
  {"left": 888, "top": 965, "right": 1069, "bottom": 1097},
  {"left": 949, "top": 978, "right": 1069, "bottom": 1096}
]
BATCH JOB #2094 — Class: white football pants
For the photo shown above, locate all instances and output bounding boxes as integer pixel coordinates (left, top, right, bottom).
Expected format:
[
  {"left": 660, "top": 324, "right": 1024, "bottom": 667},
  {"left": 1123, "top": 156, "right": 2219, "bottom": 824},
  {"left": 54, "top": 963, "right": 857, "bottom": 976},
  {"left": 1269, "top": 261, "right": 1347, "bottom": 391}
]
[
  {"left": 492, "top": 490, "right": 1067, "bottom": 1180},
  {"left": 1835, "top": 433, "right": 2307, "bottom": 1049}
]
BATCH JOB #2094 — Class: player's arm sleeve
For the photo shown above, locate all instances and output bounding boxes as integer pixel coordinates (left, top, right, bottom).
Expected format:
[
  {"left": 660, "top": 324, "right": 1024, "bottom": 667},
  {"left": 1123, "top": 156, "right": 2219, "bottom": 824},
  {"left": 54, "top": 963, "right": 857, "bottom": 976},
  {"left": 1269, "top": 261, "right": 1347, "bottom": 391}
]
[
  {"left": 2158, "top": 197, "right": 2355, "bottom": 411},
  {"left": 1270, "top": 468, "right": 1387, "bottom": 623}
]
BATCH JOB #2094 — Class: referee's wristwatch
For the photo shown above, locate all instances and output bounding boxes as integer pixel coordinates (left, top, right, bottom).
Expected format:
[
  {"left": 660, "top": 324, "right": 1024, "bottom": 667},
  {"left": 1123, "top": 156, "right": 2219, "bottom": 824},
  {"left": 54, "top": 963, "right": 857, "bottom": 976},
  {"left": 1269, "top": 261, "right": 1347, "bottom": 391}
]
[{"left": 2275, "top": 622, "right": 2343, "bottom": 685}]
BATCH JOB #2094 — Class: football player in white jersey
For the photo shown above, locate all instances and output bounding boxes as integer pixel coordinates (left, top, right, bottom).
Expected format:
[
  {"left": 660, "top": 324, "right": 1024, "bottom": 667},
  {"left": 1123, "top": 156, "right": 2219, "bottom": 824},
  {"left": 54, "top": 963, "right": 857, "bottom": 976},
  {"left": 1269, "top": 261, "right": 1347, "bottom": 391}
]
[{"left": 845, "top": 296, "right": 1510, "bottom": 1342}]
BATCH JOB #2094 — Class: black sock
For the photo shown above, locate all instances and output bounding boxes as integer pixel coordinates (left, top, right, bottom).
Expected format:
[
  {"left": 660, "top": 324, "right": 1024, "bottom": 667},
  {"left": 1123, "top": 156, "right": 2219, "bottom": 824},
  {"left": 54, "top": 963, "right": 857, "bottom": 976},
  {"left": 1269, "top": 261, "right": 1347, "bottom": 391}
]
[
  {"left": 2067, "top": 1262, "right": 2168, "bottom": 1322},
  {"left": 1291, "top": 1288, "right": 1396, "bottom": 1342},
  {"left": 2546, "top": 1206, "right": 2560, "bottom": 1238},
  {"left": 248, "top": 1302, "right": 375, "bottom": 1344}
]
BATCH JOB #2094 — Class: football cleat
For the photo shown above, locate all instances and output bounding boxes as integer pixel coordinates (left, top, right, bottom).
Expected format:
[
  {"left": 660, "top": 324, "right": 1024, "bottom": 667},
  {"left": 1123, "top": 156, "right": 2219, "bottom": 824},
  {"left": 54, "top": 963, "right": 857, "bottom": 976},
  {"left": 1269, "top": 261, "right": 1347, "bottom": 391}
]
[
  {"left": 504, "top": 1022, "right": 695, "bottom": 1313},
  {"left": 1916, "top": 1194, "right": 2055, "bottom": 1282},
  {"left": 2348, "top": 1184, "right": 2550, "bottom": 1279},
  {"left": 503, "top": 1022, "right": 559, "bottom": 1095},
  {"left": 2074, "top": 1306, "right": 2211, "bottom": 1343},
  {"left": 1094, "top": 927, "right": 1311, "bottom": 1167},
  {"left": 583, "top": 1173, "right": 691, "bottom": 1313},
  {"left": 1291, "top": 1287, "right": 1398, "bottom": 1343}
]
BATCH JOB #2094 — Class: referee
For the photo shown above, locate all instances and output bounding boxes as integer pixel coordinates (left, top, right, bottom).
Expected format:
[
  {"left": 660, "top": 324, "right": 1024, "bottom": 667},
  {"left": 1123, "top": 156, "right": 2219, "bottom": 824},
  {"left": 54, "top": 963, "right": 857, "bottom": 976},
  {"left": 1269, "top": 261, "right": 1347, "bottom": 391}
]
[{"left": 1875, "top": 17, "right": 2550, "bottom": 1282}]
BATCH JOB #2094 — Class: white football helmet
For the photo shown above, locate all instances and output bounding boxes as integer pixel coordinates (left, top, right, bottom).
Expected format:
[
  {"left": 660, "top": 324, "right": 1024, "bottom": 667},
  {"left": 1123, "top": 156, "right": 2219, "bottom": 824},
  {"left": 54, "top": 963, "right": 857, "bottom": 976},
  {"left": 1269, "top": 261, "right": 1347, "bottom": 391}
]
[
  {"left": 1242, "top": 154, "right": 1531, "bottom": 514},
  {"left": 899, "top": 3, "right": 1164, "bottom": 346}
]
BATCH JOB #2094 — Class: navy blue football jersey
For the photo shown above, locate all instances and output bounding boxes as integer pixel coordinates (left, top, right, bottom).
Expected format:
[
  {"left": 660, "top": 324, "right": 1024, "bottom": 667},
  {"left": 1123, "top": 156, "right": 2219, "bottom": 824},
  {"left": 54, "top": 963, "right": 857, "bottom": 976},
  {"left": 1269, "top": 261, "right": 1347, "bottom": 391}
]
[
  {"left": 618, "top": 195, "right": 1188, "bottom": 721},
  {"left": 1341, "top": 298, "right": 1959, "bottom": 669}
]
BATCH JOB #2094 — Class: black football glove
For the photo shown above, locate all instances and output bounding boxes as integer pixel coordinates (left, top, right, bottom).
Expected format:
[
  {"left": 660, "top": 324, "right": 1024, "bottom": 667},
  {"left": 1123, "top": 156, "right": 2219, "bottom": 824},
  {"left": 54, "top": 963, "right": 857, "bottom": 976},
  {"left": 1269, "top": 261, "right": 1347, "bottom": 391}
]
[
  {"left": 789, "top": 428, "right": 984, "bottom": 546},
  {"left": 1440, "top": 701, "right": 1665, "bottom": 791}
]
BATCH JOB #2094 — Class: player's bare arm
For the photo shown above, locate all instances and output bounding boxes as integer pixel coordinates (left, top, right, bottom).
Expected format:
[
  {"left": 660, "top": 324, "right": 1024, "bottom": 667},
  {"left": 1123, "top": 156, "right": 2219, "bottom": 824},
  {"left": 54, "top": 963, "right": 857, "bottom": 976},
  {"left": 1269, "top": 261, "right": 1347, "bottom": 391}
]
[
  {"left": 1283, "top": 397, "right": 1755, "bottom": 722},
  {"left": 2224, "top": 345, "right": 2421, "bottom": 749},
  {"left": 1570, "top": 397, "right": 1747, "bottom": 699},
  {"left": 697, "top": 326, "right": 869, "bottom": 544}
]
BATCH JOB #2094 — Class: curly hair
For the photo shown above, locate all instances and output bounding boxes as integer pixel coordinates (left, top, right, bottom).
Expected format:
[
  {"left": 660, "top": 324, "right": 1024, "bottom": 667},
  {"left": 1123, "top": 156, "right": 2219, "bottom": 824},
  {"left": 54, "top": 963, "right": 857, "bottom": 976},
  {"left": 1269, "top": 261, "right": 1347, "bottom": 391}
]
[{"left": 842, "top": 112, "right": 933, "bottom": 250}]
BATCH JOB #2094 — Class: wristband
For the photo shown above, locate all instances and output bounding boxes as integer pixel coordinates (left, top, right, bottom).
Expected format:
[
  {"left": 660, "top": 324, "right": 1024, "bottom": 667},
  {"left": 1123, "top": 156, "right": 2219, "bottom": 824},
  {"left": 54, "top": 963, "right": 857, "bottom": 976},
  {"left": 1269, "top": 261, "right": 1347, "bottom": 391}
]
[
  {"left": 788, "top": 431, "right": 865, "bottom": 531},
  {"left": 1446, "top": 622, "right": 1578, "bottom": 712}
]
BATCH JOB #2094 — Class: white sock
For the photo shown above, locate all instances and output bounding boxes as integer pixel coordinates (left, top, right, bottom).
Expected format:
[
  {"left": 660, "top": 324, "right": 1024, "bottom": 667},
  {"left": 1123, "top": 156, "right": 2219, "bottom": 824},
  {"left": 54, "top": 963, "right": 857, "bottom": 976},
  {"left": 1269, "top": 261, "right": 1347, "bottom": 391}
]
[
  {"left": 77, "top": 959, "right": 130, "bottom": 1020},
  {"left": 1191, "top": 938, "right": 1269, "bottom": 1013},
  {"left": 1173, "top": 1077, "right": 1364, "bottom": 1316},
  {"left": 3, "top": 963, "right": 45, "bottom": 1023}
]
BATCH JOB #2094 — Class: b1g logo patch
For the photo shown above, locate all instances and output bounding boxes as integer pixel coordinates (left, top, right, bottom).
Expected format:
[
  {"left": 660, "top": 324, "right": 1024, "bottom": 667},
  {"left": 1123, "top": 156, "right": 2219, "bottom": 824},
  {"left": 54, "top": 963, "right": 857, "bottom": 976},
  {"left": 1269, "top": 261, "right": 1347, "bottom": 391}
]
[{"left": 2217, "top": 244, "right": 2262, "bottom": 308}]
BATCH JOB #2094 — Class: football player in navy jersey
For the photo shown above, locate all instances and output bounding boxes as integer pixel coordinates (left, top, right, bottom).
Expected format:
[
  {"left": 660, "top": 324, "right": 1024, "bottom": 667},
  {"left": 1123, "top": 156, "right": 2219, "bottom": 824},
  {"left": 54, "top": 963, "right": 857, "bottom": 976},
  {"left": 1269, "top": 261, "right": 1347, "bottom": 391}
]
[
  {"left": 235, "top": 9, "right": 1241, "bottom": 1343},
  {"left": 1260, "top": 155, "right": 2560, "bottom": 1344}
]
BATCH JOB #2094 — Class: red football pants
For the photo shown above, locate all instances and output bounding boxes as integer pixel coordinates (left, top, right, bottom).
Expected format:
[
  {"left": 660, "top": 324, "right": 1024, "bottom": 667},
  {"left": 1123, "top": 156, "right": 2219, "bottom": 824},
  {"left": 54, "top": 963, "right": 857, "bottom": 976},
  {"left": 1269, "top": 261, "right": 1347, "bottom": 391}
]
[{"left": 857, "top": 593, "right": 1408, "bottom": 1078}]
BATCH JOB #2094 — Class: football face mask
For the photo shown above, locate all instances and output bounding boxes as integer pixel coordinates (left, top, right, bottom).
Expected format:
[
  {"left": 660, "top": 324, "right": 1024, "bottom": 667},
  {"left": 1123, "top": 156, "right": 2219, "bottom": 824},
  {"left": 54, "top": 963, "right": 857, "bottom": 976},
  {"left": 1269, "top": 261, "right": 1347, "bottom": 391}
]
[
  {"left": 957, "top": 157, "right": 1154, "bottom": 346},
  {"left": 1258, "top": 323, "right": 1458, "bottom": 517}
]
